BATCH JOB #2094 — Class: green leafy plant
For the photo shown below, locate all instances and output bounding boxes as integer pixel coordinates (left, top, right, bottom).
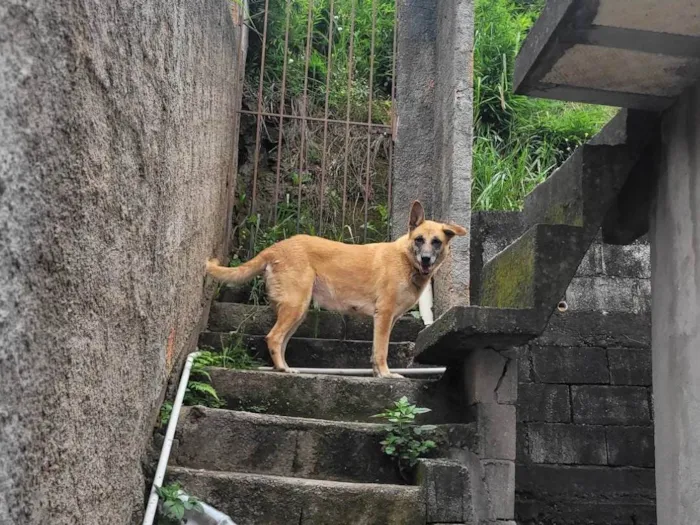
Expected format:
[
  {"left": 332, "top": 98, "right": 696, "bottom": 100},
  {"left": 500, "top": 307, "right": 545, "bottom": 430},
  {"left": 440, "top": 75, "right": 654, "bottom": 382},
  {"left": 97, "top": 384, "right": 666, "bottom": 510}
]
[
  {"left": 155, "top": 482, "right": 203, "bottom": 525},
  {"left": 373, "top": 396, "right": 437, "bottom": 481},
  {"left": 201, "top": 339, "right": 264, "bottom": 371},
  {"left": 158, "top": 401, "right": 173, "bottom": 427},
  {"left": 183, "top": 355, "right": 224, "bottom": 409},
  {"left": 183, "top": 343, "right": 264, "bottom": 409}
]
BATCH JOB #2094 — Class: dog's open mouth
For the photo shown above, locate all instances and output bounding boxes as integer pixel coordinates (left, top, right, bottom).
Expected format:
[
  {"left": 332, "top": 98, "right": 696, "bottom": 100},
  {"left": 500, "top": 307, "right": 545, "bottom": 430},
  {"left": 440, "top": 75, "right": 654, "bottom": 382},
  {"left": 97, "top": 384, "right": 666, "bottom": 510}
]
[{"left": 420, "top": 262, "right": 431, "bottom": 275}]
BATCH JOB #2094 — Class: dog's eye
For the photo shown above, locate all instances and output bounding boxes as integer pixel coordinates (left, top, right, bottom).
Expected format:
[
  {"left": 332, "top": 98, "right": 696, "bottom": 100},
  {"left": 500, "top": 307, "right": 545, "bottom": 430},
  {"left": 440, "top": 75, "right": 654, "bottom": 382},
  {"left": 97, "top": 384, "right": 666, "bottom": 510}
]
[
  {"left": 414, "top": 236, "right": 425, "bottom": 245},
  {"left": 432, "top": 238, "right": 442, "bottom": 248}
]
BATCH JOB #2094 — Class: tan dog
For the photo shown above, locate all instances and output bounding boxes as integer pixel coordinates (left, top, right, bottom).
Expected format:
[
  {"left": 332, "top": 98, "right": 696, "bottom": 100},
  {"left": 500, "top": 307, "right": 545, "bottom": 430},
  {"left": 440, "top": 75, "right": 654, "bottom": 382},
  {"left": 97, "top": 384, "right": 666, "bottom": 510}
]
[{"left": 206, "top": 201, "right": 467, "bottom": 378}]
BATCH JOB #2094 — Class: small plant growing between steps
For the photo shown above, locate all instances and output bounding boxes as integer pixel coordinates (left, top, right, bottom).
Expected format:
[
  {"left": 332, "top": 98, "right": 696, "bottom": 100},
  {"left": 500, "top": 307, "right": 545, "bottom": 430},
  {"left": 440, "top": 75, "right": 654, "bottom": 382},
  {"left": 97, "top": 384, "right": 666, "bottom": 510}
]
[
  {"left": 158, "top": 401, "right": 173, "bottom": 428},
  {"left": 373, "top": 396, "right": 437, "bottom": 482},
  {"left": 183, "top": 342, "right": 264, "bottom": 409},
  {"left": 155, "top": 482, "right": 203, "bottom": 524},
  {"left": 210, "top": 335, "right": 265, "bottom": 370},
  {"left": 184, "top": 353, "right": 224, "bottom": 409}
]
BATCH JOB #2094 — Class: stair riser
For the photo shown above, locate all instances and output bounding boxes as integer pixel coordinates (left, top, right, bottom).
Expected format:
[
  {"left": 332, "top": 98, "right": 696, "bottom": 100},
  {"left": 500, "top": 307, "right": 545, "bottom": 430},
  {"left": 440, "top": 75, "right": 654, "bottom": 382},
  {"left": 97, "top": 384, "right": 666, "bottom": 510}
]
[
  {"left": 172, "top": 407, "right": 478, "bottom": 484},
  {"left": 209, "top": 369, "right": 465, "bottom": 423},
  {"left": 198, "top": 332, "right": 416, "bottom": 369},
  {"left": 208, "top": 302, "right": 423, "bottom": 342},
  {"left": 167, "top": 468, "right": 426, "bottom": 525}
]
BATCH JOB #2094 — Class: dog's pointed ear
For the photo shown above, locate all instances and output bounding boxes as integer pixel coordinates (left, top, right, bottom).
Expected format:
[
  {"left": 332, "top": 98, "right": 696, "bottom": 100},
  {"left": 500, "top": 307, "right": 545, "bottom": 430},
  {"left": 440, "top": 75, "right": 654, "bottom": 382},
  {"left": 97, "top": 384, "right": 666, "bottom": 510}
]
[
  {"left": 408, "top": 201, "right": 425, "bottom": 231},
  {"left": 443, "top": 223, "right": 468, "bottom": 239}
]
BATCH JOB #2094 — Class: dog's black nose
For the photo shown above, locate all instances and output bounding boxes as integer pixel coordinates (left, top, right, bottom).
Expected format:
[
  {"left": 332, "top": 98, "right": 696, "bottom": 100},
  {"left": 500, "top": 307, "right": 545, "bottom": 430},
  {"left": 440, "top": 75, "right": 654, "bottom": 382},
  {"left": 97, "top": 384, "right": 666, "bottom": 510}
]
[{"left": 421, "top": 256, "right": 431, "bottom": 265}]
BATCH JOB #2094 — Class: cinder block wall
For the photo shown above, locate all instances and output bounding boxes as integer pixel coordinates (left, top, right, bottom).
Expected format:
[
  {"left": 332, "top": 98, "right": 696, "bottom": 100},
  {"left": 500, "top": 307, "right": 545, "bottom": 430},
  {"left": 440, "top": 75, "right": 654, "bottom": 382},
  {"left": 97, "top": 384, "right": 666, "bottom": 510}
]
[
  {"left": 471, "top": 212, "right": 655, "bottom": 525},
  {"left": 0, "top": 1, "right": 244, "bottom": 523}
]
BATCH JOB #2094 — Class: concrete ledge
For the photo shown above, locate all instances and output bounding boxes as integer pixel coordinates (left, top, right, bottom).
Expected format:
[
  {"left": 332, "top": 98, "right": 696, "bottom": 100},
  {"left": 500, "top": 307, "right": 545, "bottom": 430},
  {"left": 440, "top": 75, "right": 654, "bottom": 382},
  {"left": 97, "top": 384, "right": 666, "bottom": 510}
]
[{"left": 414, "top": 306, "right": 542, "bottom": 366}]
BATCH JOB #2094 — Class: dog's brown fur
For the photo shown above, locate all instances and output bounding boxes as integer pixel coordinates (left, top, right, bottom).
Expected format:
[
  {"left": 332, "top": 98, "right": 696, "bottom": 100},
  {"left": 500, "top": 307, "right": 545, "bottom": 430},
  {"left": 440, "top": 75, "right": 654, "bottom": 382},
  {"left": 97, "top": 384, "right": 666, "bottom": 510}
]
[{"left": 205, "top": 201, "right": 467, "bottom": 377}]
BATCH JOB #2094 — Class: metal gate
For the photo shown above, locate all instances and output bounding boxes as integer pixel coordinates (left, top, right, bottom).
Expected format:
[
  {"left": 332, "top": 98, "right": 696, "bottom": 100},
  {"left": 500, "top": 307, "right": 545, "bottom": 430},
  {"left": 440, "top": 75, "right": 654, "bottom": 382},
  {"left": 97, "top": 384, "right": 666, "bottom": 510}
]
[{"left": 234, "top": 0, "right": 398, "bottom": 258}]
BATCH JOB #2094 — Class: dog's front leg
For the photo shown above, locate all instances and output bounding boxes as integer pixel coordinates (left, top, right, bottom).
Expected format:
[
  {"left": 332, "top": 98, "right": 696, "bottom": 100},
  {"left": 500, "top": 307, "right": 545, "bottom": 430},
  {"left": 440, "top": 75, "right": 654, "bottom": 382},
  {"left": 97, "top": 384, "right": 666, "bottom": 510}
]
[{"left": 372, "top": 308, "right": 403, "bottom": 379}]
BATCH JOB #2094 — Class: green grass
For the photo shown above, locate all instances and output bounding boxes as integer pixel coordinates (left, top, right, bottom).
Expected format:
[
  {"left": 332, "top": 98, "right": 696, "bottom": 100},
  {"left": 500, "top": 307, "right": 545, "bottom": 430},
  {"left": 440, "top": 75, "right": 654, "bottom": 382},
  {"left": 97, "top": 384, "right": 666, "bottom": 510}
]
[
  {"left": 472, "top": 0, "right": 615, "bottom": 210},
  {"left": 234, "top": 0, "right": 615, "bottom": 259}
]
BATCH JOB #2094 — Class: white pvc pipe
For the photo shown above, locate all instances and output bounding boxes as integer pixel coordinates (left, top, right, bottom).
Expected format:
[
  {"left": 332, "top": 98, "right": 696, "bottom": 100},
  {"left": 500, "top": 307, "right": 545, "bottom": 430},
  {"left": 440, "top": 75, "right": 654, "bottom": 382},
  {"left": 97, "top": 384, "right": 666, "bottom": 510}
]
[
  {"left": 255, "top": 366, "right": 446, "bottom": 377},
  {"left": 143, "top": 351, "right": 201, "bottom": 525}
]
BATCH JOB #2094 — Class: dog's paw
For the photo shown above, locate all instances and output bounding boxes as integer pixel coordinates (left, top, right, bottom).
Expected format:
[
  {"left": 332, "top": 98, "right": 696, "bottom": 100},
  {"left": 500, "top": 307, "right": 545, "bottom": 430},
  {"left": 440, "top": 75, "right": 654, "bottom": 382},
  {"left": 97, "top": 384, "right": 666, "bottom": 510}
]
[
  {"left": 373, "top": 370, "right": 404, "bottom": 379},
  {"left": 274, "top": 366, "right": 299, "bottom": 374}
]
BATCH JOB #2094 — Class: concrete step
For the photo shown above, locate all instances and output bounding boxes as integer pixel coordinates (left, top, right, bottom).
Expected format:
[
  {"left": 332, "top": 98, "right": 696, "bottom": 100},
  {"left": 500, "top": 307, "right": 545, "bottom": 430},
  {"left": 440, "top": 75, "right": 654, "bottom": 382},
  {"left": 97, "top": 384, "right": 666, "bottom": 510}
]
[
  {"left": 522, "top": 143, "right": 640, "bottom": 240},
  {"left": 208, "top": 368, "right": 465, "bottom": 423},
  {"left": 478, "top": 223, "right": 586, "bottom": 317},
  {"left": 208, "top": 302, "right": 424, "bottom": 342},
  {"left": 198, "top": 333, "right": 416, "bottom": 369},
  {"left": 167, "top": 467, "right": 426, "bottom": 525},
  {"left": 172, "top": 407, "right": 478, "bottom": 485}
]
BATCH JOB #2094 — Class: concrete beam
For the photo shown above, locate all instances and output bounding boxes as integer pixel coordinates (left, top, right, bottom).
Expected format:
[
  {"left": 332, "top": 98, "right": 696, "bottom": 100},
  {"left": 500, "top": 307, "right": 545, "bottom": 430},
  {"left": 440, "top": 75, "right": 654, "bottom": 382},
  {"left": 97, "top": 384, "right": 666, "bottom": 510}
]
[{"left": 514, "top": 0, "right": 700, "bottom": 109}]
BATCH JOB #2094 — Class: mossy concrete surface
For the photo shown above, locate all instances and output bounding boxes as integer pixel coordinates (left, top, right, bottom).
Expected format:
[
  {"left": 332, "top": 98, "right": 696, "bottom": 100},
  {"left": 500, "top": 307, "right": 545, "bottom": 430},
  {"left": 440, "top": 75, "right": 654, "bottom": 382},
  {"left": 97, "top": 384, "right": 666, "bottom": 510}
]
[
  {"left": 209, "top": 369, "right": 466, "bottom": 424},
  {"left": 479, "top": 224, "right": 586, "bottom": 313},
  {"left": 172, "top": 406, "right": 479, "bottom": 485}
]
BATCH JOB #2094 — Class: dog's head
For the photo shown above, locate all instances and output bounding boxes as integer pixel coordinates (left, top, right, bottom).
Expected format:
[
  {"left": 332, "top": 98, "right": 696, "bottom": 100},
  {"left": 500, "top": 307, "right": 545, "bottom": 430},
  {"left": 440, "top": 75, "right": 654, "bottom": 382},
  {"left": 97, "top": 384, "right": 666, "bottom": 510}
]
[{"left": 406, "top": 200, "right": 467, "bottom": 276}]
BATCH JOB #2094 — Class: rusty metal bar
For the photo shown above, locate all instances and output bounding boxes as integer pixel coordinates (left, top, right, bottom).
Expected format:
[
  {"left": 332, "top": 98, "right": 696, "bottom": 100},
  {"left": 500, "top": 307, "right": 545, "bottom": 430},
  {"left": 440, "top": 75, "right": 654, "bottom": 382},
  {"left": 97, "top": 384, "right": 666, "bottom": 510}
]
[
  {"left": 250, "top": 0, "right": 271, "bottom": 221},
  {"left": 296, "top": 0, "right": 315, "bottom": 233},
  {"left": 387, "top": 0, "right": 399, "bottom": 239},
  {"left": 319, "top": 0, "right": 336, "bottom": 236},
  {"left": 363, "top": 0, "right": 378, "bottom": 243},
  {"left": 238, "top": 109, "right": 391, "bottom": 130},
  {"left": 341, "top": 0, "right": 357, "bottom": 238},
  {"left": 272, "top": 0, "right": 292, "bottom": 226}
]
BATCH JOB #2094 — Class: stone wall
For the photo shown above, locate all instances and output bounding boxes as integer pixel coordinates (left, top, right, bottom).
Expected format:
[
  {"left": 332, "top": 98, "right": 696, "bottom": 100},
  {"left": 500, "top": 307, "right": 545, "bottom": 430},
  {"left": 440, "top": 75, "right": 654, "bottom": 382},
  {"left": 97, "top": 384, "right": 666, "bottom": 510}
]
[
  {"left": 0, "top": 1, "right": 245, "bottom": 524},
  {"left": 470, "top": 212, "right": 655, "bottom": 524}
]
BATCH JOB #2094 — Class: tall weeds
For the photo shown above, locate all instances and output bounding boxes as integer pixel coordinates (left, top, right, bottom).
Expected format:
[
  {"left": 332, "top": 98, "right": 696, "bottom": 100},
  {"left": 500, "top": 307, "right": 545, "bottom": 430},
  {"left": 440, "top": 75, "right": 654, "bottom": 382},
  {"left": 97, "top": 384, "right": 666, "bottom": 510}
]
[{"left": 234, "top": 0, "right": 615, "bottom": 259}]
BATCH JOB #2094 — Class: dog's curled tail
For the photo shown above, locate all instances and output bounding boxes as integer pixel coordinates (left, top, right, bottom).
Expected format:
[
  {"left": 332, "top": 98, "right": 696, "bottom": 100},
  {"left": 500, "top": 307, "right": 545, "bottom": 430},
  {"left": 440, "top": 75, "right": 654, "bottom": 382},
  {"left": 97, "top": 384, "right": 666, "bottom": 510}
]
[{"left": 205, "top": 253, "right": 267, "bottom": 284}]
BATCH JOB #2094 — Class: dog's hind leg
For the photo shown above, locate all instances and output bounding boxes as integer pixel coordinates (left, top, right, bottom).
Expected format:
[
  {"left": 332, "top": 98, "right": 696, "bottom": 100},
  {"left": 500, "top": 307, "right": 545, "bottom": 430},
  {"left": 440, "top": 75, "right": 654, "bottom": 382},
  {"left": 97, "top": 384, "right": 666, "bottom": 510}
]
[
  {"left": 265, "top": 270, "right": 314, "bottom": 373},
  {"left": 266, "top": 305, "right": 307, "bottom": 372}
]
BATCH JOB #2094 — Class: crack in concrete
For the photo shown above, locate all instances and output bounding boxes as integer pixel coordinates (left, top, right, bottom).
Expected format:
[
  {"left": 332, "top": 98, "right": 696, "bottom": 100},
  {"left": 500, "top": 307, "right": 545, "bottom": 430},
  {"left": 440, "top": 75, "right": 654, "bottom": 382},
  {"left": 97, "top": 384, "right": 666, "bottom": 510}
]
[{"left": 493, "top": 356, "right": 511, "bottom": 399}]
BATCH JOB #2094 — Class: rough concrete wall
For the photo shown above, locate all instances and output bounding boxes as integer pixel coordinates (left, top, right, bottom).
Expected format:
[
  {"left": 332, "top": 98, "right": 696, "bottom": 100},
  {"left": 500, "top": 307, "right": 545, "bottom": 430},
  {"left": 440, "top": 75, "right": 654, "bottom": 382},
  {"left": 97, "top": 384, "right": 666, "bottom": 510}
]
[
  {"left": 392, "top": 0, "right": 437, "bottom": 234},
  {"left": 471, "top": 212, "right": 655, "bottom": 524},
  {"left": 0, "top": 1, "right": 243, "bottom": 524},
  {"left": 392, "top": 0, "right": 473, "bottom": 316},
  {"left": 431, "top": 0, "right": 473, "bottom": 315},
  {"left": 650, "top": 82, "right": 700, "bottom": 525}
]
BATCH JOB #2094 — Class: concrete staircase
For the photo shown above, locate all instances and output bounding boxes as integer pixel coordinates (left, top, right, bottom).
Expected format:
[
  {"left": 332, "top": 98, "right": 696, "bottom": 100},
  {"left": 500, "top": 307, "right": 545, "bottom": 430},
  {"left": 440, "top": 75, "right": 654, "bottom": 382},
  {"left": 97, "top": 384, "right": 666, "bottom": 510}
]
[
  {"left": 166, "top": 303, "right": 485, "bottom": 524},
  {"left": 162, "top": 109, "right": 659, "bottom": 524}
]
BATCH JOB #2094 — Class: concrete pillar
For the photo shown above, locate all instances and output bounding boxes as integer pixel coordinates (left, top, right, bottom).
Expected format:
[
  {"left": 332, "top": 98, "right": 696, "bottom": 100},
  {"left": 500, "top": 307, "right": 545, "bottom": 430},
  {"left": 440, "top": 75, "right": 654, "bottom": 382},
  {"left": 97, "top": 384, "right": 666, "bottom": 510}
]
[
  {"left": 392, "top": 0, "right": 473, "bottom": 316},
  {"left": 650, "top": 82, "right": 700, "bottom": 525}
]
